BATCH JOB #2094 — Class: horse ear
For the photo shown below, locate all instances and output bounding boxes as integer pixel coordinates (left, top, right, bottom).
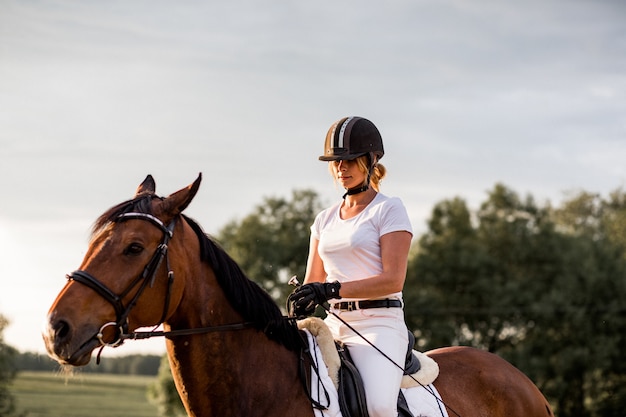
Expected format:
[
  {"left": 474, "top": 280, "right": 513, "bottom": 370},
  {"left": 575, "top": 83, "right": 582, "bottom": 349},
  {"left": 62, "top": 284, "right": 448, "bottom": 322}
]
[
  {"left": 135, "top": 175, "right": 156, "bottom": 197},
  {"left": 162, "top": 173, "right": 202, "bottom": 216}
]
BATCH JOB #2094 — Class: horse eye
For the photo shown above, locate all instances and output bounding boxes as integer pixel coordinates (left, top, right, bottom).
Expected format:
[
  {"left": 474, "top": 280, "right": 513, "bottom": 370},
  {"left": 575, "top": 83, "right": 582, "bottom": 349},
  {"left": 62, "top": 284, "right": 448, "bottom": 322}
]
[{"left": 124, "top": 243, "right": 144, "bottom": 256}]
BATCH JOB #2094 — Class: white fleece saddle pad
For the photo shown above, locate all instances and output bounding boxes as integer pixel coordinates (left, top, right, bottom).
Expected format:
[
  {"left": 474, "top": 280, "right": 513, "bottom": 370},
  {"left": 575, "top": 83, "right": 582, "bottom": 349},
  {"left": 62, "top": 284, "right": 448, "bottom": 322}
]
[{"left": 299, "top": 318, "right": 449, "bottom": 417}]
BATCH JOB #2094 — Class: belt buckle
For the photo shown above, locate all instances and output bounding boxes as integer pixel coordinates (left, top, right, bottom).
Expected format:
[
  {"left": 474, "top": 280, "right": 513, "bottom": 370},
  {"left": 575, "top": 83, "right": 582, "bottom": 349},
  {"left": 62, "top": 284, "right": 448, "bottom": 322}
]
[{"left": 348, "top": 301, "right": 357, "bottom": 311}]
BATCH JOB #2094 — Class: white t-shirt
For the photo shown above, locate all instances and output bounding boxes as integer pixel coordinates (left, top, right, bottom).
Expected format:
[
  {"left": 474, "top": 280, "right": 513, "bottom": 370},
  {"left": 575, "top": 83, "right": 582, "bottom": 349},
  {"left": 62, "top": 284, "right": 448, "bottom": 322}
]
[{"left": 310, "top": 192, "right": 413, "bottom": 301}]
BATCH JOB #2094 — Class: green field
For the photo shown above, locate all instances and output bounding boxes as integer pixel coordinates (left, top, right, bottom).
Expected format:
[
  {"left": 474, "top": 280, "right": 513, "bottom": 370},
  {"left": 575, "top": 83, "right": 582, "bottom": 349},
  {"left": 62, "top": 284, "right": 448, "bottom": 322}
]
[{"left": 10, "top": 371, "right": 162, "bottom": 417}]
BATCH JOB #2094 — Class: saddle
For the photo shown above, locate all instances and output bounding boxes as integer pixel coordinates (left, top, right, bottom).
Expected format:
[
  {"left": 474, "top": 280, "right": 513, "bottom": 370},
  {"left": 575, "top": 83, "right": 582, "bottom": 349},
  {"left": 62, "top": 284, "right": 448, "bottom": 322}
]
[{"left": 298, "top": 317, "right": 439, "bottom": 417}]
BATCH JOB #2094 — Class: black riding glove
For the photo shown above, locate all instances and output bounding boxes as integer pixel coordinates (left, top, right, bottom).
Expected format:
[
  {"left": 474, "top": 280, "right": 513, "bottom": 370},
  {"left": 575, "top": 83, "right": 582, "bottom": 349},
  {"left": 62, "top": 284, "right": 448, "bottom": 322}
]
[{"left": 287, "top": 282, "right": 341, "bottom": 319}]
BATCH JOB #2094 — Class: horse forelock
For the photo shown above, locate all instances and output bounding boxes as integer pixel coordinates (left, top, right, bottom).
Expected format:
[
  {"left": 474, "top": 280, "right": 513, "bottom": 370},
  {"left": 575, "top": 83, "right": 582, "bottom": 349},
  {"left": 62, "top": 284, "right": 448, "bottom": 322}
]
[
  {"left": 182, "top": 215, "right": 303, "bottom": 352},
  {"left": 91, "top": 195, "right": 156, "bottom": 237}
]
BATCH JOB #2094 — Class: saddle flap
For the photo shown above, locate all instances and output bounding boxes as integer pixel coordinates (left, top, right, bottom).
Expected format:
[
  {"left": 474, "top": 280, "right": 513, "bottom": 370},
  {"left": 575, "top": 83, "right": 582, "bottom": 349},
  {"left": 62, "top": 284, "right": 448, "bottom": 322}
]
[{"left": 336, "top": 341, "right": 370, "bottom": 417}]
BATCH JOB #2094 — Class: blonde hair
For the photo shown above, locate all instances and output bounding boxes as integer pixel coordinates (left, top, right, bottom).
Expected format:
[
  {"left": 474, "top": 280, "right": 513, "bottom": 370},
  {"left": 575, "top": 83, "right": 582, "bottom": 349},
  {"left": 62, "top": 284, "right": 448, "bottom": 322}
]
[{"left": 329, "top": 154, "right": 386, "bottom": 192}]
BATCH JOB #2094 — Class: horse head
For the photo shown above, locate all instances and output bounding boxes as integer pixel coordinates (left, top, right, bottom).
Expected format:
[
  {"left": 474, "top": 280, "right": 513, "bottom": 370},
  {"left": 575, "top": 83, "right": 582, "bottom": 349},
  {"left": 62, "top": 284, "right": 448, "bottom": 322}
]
[{"left": 43, "top": 174, "right": 202, "bottom": 366}]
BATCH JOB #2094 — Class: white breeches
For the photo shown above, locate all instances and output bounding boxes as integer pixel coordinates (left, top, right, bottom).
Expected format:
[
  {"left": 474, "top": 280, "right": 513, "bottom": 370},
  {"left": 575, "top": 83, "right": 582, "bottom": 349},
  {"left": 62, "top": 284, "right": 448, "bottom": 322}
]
[{"left": 324, "top": 306, "right": 409, "bottom": 417}]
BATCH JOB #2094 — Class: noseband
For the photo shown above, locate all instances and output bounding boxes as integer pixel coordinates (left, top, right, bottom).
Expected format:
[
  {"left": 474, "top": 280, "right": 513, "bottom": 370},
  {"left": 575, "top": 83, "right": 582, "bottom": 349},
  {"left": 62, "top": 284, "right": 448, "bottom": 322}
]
[{"left": 66, "top": 212, "right": 176, "bottom": 348}]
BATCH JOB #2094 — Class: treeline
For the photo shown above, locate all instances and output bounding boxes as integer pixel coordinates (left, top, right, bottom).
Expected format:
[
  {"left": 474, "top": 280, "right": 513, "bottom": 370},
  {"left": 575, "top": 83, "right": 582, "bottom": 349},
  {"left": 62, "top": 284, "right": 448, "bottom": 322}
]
[
  {"left": 403, "top": 184, "right": 626, "bottom": 416},
  {"left": 4, "top": 184, "right": 624, "bottom": 417},
  {"left": 13, "top": 351, "right": 161, "bottom": 376},
  {"left": 214, "top": 184, "right": 626, "bottom": 417}
]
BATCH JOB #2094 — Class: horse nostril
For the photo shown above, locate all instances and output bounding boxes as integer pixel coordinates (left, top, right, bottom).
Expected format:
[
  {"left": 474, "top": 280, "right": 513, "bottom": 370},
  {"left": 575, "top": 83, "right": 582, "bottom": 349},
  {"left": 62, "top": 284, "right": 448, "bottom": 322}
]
[{"left": 53, "top": 320, "right": 70, "bottom": 341}]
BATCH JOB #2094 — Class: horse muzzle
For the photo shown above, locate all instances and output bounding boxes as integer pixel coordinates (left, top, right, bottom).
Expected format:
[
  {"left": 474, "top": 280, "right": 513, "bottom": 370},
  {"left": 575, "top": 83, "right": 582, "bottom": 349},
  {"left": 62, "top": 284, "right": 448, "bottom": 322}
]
[{"left": 43, "top": 312, "right": 103, "bottom": 366}]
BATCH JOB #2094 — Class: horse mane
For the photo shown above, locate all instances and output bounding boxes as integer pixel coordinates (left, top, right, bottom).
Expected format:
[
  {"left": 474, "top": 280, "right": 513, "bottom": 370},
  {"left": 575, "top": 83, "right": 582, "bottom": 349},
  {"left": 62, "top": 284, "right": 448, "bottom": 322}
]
[
  {"left": 91, "top": 196, "right": 302, "bottom": 352},
  {"left": 183, "top": 214, "right": 303, "bottom": 352}
]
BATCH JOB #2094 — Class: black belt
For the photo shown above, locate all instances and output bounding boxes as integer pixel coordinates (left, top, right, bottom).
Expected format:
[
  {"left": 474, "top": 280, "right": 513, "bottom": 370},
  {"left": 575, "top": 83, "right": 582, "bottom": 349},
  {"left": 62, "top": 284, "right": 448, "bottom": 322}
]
[{"left": 332, "top": 299, "right": 402, "bottom": 311}]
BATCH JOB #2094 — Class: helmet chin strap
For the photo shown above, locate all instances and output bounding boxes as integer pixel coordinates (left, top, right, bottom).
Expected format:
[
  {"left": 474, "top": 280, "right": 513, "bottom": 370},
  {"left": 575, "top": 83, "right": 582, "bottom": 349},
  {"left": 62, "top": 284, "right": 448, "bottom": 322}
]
[
  {"left": 342, "top": 184, "right": 369, "bottom": 199},
  {"left": 341, "top": 152, "right": 377, "bottom": 199}
]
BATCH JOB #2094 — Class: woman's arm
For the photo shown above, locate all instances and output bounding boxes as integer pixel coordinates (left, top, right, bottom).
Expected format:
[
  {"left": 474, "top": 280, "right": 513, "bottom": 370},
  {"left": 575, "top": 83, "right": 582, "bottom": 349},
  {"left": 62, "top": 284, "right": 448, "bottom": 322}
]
[
  {"left": 336, "top": 230, "right": 412, "bottom": 299},
  {"left": 303, "top": 235, "right": 326, "bottom": 284}
]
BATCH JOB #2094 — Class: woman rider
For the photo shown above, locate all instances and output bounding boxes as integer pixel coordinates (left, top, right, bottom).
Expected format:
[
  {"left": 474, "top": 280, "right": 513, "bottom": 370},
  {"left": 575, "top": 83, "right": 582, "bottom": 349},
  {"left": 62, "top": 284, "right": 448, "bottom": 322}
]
[{"left": 289, "top": 116, "right": 413, "bottom": 417}]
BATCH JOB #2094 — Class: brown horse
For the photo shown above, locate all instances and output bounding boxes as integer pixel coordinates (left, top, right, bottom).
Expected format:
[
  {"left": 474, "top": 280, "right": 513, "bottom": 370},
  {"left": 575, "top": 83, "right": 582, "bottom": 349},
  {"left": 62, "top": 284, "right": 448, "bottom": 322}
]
[{"left": 44, "top": 175, "right": 553, "bottom": 417}]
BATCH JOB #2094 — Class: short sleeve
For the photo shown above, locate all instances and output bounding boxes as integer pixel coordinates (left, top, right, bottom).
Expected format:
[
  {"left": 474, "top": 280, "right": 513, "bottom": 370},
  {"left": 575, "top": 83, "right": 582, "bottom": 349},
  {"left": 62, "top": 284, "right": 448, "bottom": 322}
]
[{"left": 379, "top": 197, "right": 413, "bottom": 237}]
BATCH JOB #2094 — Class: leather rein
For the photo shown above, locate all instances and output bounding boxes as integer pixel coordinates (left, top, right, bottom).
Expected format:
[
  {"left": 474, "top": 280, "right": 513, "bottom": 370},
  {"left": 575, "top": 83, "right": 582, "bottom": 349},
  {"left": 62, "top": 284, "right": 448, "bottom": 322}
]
[{"left": 66, "top": 212, "right": 252, "bottom": 354}]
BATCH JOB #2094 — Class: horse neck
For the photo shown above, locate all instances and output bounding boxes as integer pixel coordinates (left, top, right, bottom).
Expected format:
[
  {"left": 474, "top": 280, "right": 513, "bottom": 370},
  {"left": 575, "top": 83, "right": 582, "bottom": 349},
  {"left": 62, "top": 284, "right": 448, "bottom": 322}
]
[
  {"left": 165, "top": 217, "right": 244, "bottom": 328},
  {"left": 163, "top": 255, "right": 312, "bottom": 416},
  {"left": 168, "top": 261, "right": 241, "bottom": 328}
]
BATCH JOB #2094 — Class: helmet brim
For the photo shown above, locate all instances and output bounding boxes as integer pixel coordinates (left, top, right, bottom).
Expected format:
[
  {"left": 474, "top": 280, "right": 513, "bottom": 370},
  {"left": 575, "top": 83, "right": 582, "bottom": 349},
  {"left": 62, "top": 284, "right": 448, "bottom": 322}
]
[{"left": 318, "top": 152, "right": 368, "bottom": 162}]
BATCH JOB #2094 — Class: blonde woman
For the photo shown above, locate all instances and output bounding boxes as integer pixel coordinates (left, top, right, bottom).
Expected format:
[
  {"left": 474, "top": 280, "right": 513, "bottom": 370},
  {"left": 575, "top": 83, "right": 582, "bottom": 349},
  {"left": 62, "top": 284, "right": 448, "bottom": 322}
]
[{"left": 289, "top": 116, "right": 413, "bottom": 417}]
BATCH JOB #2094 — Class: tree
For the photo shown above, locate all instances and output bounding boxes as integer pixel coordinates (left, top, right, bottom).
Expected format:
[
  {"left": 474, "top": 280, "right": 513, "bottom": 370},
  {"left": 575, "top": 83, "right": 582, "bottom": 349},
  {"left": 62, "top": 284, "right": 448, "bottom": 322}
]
[
  {"left": 147, "top": 355, "right": 186, "bottom": 417},
  {"left": 405, "top": 184, "right": 556, "bottom": 351},
  {"left": 404, "top": 184, "right": 626, "bottom": 417},
  {"left": 216, "top": 189, "right": 324, "bottom": 306},
  {"left": 403, "top": 196, "right": 486, "bottom": 349},
  {"left": 545, "top": 189, "right": 626, "bottom": 416},
  {"left": 0, "top": 315, "right": 19, "bottom": 416},
  {"left": 14, "top": 351, "right": 161, "bottom": 375}
]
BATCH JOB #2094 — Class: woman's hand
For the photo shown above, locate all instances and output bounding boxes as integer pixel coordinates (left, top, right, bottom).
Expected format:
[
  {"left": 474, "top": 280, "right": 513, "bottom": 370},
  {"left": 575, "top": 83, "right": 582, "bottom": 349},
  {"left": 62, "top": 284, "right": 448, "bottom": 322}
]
[{"left": 287, "top": 282, "right": 341, "bottom": 318}]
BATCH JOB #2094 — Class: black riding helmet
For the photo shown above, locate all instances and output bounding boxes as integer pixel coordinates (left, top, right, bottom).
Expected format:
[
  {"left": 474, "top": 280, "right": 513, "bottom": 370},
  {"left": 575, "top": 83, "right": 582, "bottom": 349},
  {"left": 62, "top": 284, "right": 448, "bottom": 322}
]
[
  {"left": 320, "top": 117, "right": 384, "bottom": 198},
  {"left": 319, "top": 116, "right": 384, "bottom": 162}
]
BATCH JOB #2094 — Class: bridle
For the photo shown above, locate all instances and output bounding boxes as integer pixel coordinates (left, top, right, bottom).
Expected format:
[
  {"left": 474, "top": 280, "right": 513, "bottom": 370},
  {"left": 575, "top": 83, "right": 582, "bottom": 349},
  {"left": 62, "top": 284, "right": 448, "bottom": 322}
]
[
  {"left": 67, "top": 211, "right": 254, "bottom": 359},
  {"left": 66, "top": 212, "right": 254, "bottom": 359},
  {"left": 66, "top": 212, "right": 177, "bottom": 348}
]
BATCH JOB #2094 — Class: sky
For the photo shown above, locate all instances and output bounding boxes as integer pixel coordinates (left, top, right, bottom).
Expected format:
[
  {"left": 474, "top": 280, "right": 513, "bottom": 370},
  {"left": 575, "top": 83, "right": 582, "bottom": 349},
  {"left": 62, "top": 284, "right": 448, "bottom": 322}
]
[{"left": 0, "top": 0, "right": 625, "bottom": 358}]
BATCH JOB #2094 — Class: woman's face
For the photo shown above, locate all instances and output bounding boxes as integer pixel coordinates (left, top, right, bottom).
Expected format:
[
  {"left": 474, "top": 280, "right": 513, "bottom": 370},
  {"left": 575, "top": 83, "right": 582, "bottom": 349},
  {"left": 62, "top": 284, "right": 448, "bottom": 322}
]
[{"left": 332, "top": 158, "right": 367, "bottom": 189}]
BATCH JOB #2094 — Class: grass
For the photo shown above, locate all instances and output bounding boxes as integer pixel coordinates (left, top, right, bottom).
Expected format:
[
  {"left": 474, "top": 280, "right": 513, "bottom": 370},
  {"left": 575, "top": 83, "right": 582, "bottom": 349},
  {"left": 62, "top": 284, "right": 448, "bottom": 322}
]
[{"left": 10, "top": 371, "right": 161, "bottom": 417}]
